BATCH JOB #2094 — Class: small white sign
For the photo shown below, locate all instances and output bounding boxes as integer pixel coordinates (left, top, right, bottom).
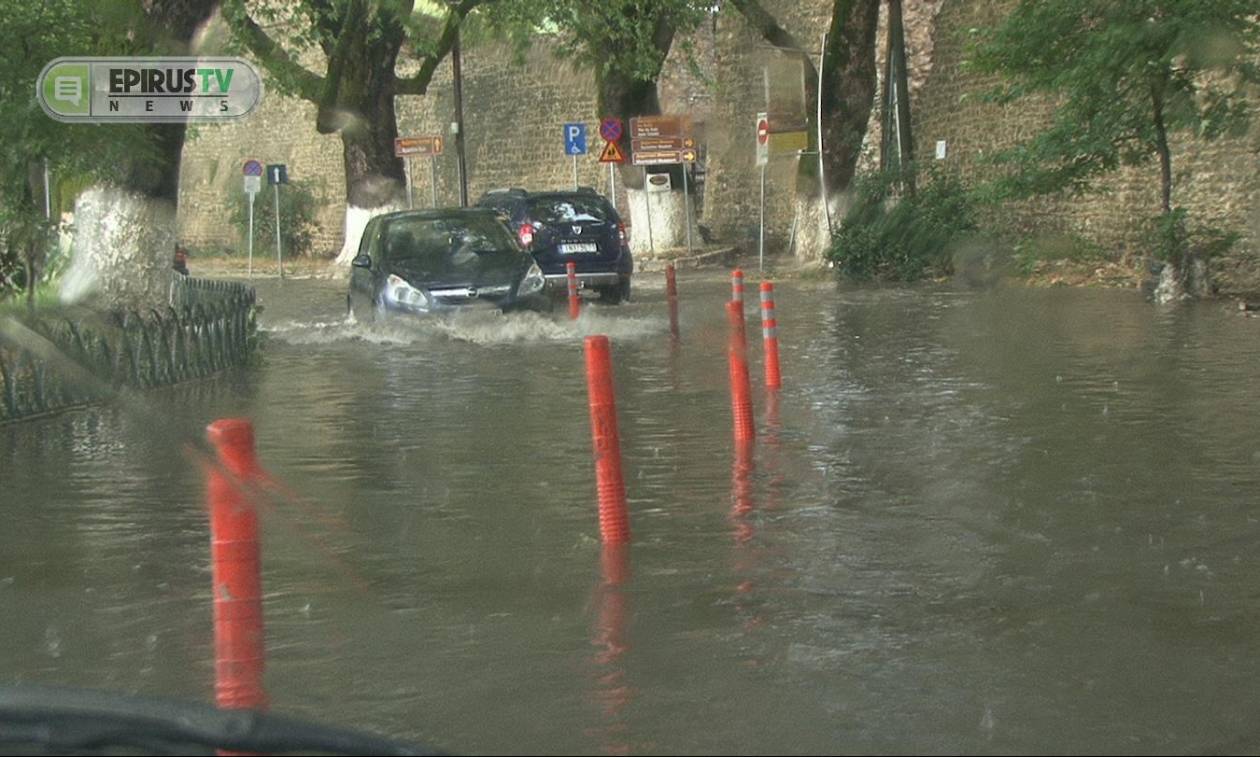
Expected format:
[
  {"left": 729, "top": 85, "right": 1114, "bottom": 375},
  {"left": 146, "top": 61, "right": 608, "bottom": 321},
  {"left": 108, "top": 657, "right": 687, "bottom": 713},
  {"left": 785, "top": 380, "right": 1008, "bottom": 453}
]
[
  {"left": 935, "top": 140, "right": 947, "bottom": 160},
  {"left": 755, "top": 111, "right": 769, "bottom": 167},
  {"left": 244, "top": 174, "right": 261, "bottom": 195}
]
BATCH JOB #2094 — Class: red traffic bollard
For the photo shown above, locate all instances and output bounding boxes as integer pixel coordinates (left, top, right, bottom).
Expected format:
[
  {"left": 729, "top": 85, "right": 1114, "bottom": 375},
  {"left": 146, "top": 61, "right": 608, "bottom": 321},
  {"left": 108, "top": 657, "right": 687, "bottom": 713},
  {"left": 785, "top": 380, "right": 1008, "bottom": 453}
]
[
  {"left": 665, "top": 263, "right": 680, "bottom": 340},
  {"left": 731, "top": 268, "right": 745, "bottom": 303},
  {"left": 205, "top": 419, "right": 268, "bottom": 713},
  {"left": 726, "top": 301, "right": 756, "bottom": 442},
  {"left": 567, "top": 261, "right": 581, "bottom": 320},
  {"left": 585, "top": 336, "right": 630, "bottom": 544},
  {"left": 760, "top": 281, "right": 782, "bottom": 390}
]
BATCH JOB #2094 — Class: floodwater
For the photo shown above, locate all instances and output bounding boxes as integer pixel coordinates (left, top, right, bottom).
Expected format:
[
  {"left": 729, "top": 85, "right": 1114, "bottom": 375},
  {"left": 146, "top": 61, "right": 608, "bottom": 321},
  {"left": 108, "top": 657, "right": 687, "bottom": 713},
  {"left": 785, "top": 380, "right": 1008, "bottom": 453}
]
[{"left": 5, "top": 271, "right": 1260, "bottom": 755}]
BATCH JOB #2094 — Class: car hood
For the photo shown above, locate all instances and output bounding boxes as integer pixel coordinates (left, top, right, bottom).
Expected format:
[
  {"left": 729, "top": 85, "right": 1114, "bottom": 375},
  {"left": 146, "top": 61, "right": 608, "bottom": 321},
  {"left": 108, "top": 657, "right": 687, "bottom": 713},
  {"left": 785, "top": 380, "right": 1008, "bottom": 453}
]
[{"left": 387, "top": 249, "right": 526, "bottom": 290}]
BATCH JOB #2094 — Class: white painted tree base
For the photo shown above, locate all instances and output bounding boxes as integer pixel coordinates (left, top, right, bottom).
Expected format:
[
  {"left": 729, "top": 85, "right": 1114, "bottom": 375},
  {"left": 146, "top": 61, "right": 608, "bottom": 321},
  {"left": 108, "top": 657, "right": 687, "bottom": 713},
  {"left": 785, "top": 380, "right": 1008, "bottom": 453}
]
[
  {"left": 790, "top": 196, "right": 835, "bottom": 264},
  {"left": 62, "top": 187, "right": 176, "bottom": 308},
  {"left": 333, "top": 204, "right": 406, "bottom": 265},
  {"left": 626, "top": 188, "right": 702, "bottom": 258}
]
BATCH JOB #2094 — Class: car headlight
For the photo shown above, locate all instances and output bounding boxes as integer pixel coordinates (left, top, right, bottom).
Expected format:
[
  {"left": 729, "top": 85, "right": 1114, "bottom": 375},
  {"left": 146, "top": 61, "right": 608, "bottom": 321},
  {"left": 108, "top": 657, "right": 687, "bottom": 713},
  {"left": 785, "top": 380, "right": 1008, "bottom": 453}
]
[
  {"left": 384, "top": 274, "right": 430, "bottom": 311},
  {"left": 519, "top": 262, "right": 545, "bottom": 296}
]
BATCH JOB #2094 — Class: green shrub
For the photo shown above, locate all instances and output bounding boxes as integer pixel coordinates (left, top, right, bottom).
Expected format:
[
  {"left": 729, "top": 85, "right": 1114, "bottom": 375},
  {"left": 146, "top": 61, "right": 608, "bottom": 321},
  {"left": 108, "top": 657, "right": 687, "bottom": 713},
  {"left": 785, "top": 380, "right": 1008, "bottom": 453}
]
[
  {"left": 827, "top": 166, "right": 979, "bottom": 282},
  {"left": 1010, "top": 233, "right": 1107, "bottom": 276},
  {"left": 228, "top": 179, "right": 322, "bottom": 257},
  {"left": 1142, "top": 207, "right": 1239, "bottom": 269}
]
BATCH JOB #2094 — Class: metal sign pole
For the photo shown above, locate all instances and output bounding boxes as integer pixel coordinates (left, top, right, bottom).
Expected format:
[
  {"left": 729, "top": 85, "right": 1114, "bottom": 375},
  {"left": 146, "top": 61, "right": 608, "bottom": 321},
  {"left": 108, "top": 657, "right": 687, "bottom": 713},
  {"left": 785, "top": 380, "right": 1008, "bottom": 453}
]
[
  {"left": 609, "top": 164, "right": 616, "bottom": 207},
  {"left": 274, "top": 183, "right": 283, "bottom": 281},
  {"left": 572, "top": 154, "right": 578, "bottom": 190},
  {"left": 430, "top": 156, "right": 438, "bottom": 209},
  {"left": 247, "top": 194, "right": 254, "bottom": 279},
  {"left": 818, "top": 32, "right": 832, "bottom": 236},
  {"left": 682, "top": 165, "right": 693, "bottom": 257},
  {"left": 405, "top": 157, "right": 414, "bottom": 209},
  {"left": 643, "top": 168, "right": 655, "bottom": 256},
  {"left": 759, "top": 163, "right": 766, "bottom": 272}
]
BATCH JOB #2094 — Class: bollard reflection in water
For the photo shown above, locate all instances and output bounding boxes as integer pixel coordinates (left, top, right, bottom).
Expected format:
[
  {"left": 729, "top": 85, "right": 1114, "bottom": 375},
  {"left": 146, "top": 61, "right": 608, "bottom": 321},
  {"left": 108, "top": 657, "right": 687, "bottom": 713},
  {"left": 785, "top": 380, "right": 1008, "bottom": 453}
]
[{"left": 587, "top": 543, "right": 633, "bottom": 756}]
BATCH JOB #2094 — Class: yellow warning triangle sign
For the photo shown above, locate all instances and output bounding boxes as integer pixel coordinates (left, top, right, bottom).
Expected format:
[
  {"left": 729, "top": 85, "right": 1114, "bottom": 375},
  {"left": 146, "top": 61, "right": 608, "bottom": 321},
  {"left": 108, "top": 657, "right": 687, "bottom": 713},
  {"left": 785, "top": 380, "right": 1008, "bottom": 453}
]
[{"left": 598, "top": 140, "right": 626, "bottom": 164}]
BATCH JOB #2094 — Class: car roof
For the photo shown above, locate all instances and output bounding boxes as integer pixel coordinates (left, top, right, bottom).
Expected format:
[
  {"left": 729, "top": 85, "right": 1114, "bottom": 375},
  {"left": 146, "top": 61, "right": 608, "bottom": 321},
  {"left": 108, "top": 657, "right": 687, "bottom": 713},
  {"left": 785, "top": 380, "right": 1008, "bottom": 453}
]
[
  {"left": 475, "top": 187, "right": 605, "bottom": 203},
  {"left": 372, "top": 207, "right": 499, "bottom": 223}
]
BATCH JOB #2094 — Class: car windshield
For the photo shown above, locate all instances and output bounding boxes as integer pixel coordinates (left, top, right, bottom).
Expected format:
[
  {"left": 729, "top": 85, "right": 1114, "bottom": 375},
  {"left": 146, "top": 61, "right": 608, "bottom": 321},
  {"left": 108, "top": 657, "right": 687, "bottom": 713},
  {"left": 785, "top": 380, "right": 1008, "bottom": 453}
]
[
  {"left": 527, "top": 197, "right": 608, "bottom": 224},
  {"left": 381, "top": 214, "right": 517, "bottom": 263}
]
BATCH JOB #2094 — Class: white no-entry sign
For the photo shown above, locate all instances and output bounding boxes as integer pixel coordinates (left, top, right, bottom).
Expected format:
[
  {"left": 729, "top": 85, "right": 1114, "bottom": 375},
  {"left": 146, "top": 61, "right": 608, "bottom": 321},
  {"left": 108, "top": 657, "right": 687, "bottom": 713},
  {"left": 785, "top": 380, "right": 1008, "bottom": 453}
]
[{"left": 756, "top": 113, "right": 769, "bottom": 167}]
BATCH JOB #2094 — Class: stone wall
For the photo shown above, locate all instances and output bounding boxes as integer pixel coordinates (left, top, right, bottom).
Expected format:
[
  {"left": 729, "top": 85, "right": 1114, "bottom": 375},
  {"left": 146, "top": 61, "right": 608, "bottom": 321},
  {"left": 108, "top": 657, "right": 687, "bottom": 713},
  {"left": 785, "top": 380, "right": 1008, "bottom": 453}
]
[
  {"left": 915, "top": 0, "right": 1260, "bottom": 293},
  {"left": 180, "top": 36, "right": 610, "bottom": 257},
  {"left": 179, "top": 2, "right": 1260, "bottom": 291}
]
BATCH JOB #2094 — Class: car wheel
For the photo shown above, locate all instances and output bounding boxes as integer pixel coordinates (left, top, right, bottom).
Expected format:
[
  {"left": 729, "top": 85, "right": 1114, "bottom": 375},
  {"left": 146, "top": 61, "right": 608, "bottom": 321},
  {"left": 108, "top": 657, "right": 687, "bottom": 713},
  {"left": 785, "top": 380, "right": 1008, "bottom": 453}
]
[{"left": 349, "top": 293, "right": 376, "bottom": 323}]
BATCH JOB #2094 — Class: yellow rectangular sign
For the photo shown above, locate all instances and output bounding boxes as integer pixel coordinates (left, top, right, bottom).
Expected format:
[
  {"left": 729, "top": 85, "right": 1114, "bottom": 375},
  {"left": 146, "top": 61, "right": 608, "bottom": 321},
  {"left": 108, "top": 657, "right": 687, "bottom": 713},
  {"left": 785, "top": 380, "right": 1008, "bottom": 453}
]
[{"left": 767, "top": 130, "right": 808, "bottom": 156}]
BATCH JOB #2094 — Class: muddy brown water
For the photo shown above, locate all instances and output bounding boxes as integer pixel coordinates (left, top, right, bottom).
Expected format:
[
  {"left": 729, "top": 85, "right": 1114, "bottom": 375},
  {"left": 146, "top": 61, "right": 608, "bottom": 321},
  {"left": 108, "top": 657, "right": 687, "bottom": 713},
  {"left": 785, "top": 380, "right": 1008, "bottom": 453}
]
[{"left": 4, "top": 273, "right": 1260, "bottom": 754}]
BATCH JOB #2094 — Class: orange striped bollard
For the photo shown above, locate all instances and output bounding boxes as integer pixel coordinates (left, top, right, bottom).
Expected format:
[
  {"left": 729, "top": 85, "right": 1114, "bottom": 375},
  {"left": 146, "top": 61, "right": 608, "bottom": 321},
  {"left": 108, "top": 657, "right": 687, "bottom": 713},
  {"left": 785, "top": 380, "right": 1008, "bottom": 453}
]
[
  {"left": 726, "top": 301, "right": 756, "bottom": 442},
  {"left": 585, "top": 336, "right": 630, "bottom": 544},
  {"left": 760, "top": 282, "right": 781, "bottom": 390},
  {"left": 567, "top": 261, "right": 580, "bottom": 320},
  {"left": 665, "top": 263, "right": 680, "bottom": 339},
  {"left": 205, "top": 419, "right": 268, "bottom": 713}
]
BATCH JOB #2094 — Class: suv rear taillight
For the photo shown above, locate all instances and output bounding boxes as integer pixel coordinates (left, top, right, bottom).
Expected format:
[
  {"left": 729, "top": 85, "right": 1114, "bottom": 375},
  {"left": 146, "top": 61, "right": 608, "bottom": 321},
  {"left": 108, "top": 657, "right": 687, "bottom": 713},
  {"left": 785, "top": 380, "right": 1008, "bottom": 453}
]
[
  {"left": 618, "top": 221, "right": 627, "bottom": 244},
  {"left": 518, "top": 223, "right": 534, "bottom": 247}
]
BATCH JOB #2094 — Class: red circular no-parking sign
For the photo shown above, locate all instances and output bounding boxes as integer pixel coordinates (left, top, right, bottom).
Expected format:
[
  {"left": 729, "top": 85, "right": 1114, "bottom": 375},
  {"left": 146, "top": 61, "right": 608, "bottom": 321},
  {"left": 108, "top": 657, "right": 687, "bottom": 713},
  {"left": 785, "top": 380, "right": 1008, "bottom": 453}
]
[{"left": 757, "top": 119, "right": 769, "bottom": 145}]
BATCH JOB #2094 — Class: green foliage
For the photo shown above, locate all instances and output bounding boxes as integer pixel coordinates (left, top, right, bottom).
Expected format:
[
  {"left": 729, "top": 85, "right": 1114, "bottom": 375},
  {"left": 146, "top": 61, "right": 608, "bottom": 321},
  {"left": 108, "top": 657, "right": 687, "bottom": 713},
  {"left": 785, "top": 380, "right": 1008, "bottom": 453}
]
[
  {"left": 827, "top": 167, "right": 979, "bottom": 282},
  {"left": 229, "top": 181, "right": 323, "bottom": 258},
  {"left": 967, "top": 1, "right": 1259, "bottom": 203},
  {"left": 483, "top": 1, "right": 710, "bottom": 83},
  {"left": 1010, "top": 234, "right": 1108, "bottom": 276},
  {"left": 0, "top": 0, "right": 158, "bottom": 301}
]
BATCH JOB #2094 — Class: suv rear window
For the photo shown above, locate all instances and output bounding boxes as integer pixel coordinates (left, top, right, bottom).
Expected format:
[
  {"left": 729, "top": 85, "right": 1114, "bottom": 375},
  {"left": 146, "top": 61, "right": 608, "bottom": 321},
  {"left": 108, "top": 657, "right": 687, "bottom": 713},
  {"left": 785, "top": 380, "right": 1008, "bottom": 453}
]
[{"left": 527, "top": 197, "right": 609, "bottom": 224}]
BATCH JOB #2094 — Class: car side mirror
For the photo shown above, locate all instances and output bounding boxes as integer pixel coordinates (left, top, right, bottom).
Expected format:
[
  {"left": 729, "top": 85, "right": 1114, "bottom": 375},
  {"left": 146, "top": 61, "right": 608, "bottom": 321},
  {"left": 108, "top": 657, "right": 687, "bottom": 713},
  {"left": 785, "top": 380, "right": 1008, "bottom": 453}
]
[{"left": 352, "top": 254, "right": 371, "bottom": 269}]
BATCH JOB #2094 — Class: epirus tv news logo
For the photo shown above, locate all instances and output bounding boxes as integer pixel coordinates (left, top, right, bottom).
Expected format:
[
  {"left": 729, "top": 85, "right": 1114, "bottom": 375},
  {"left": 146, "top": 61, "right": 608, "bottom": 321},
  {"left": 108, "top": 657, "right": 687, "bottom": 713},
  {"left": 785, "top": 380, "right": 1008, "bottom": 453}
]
[{"left": 38, "top": 57, "right": 263, "bottom": 123}]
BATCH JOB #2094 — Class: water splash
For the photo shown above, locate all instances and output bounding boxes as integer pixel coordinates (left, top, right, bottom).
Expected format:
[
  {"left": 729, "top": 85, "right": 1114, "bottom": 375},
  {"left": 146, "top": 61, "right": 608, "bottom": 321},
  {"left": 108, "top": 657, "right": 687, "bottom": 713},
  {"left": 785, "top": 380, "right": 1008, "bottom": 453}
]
[{"left": 264, "top": 308, "right": 666, "bottom": 347}]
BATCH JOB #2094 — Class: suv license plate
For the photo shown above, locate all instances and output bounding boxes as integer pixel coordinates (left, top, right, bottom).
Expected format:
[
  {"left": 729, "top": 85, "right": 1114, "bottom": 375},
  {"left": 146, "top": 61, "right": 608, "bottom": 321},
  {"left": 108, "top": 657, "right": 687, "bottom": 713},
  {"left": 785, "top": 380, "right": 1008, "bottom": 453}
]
[{"left": 560, "top": 243, "right": 598, "bottom": 254}]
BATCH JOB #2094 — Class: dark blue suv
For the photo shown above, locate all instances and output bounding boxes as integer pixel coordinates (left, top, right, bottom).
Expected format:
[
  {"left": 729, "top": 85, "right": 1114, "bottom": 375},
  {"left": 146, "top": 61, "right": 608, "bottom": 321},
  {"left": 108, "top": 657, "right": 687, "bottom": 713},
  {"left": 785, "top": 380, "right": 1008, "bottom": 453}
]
[{"left": 475, "top": 188, "right": 633, "bottom": 303}]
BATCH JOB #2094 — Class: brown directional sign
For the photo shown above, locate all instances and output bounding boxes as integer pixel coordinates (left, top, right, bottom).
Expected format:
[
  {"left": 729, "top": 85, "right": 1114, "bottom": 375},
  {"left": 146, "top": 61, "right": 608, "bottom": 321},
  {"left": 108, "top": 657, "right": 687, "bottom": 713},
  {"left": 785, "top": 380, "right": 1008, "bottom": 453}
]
[
  {"left": 394, "top": 136, "right": 444, "bottom": 158},
  {"left": 630, "top": 115, "right": 695, "bottom": 166},
  {"left": 629, "top": 115, "right": 690, "bottom": 139}
]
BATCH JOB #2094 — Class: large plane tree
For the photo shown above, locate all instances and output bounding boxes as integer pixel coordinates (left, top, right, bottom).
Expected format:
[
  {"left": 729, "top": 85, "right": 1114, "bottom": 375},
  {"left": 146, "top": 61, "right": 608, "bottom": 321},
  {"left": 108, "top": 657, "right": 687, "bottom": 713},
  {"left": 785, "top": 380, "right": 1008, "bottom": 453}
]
[
  {"left": 57, "top": 0, "right": 219, "bottom": 308},
  {"left": 222, "top": 0, "right": 485, "bottom": 263}
]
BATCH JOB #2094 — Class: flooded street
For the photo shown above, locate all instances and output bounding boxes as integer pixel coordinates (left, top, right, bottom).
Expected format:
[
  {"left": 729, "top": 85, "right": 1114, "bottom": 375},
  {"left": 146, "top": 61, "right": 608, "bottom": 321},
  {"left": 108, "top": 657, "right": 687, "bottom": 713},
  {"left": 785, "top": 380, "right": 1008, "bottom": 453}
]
[{"left": 5, "top": 272, "right": 1260, "bottom": 754}]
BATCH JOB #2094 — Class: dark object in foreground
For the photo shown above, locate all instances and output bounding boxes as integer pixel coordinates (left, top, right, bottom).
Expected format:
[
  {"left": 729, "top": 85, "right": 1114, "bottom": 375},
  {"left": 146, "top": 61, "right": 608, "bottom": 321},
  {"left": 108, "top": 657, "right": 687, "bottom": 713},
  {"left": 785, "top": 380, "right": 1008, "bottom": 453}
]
[
  {"left": 474, "top": 187, "right": 634, "bottom": 304},
  {"left": 0, "top": 685, "right": 438, "bottom": 755},
  {"left": 348, "top": 209, "right": 550, "bottom": 321}
]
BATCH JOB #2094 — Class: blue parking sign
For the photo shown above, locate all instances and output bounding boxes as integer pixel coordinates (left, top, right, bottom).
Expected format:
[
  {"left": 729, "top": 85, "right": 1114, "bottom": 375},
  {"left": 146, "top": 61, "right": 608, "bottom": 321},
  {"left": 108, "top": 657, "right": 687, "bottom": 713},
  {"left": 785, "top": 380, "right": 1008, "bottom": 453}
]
[{"left": 563, "top": 123, "right": 587, "bottom": 155}]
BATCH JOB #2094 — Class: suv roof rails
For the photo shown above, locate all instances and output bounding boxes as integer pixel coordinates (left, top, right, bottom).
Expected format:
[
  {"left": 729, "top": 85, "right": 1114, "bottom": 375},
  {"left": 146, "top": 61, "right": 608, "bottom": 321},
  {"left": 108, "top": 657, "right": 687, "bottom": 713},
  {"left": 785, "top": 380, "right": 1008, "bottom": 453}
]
[{"left": 483, "top": 187, "right": 529, "bottom": 196}]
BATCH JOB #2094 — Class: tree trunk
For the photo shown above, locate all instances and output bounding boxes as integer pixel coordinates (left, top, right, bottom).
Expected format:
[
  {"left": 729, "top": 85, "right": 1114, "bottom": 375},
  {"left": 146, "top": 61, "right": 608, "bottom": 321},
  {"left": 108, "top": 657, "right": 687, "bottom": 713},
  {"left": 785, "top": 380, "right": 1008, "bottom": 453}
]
[
  {"left": 819, "top": 0, "right": 881, "bottom": 197},
  {"left": 594, "top": 20, "right": 688, "bottom": 258},
  {"left": 65, "top": 0, "right": 216, "bottom": 308},
  {"left": 328, "top": 11, "right": 409, "bottom": 264},
  {"left": 1149, "top": 83, "right": 1193, "bottom": 303},
  {"left": 782, "top": 0, "right": 880, "bottom": 263},
  {"left": 597, "top": 67, "right": 666, "bottom": 192},
  {"left": 331, "top": 86, "right": 408, "bottom": 264}
]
